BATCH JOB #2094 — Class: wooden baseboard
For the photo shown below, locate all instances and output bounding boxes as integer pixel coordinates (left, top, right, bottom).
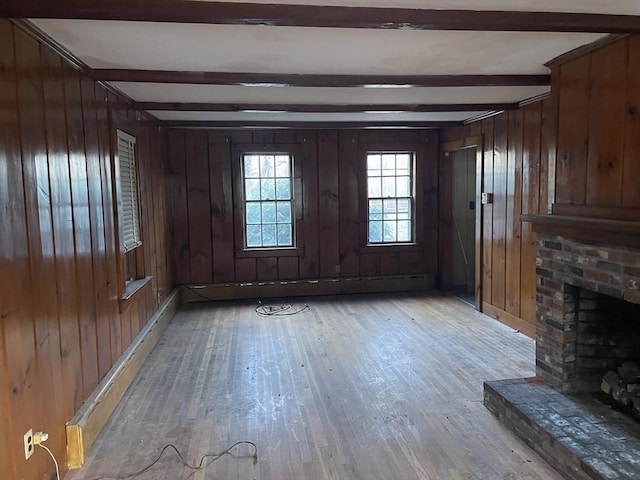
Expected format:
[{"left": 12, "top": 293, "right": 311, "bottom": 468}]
[
  {"left": 66, "top": 289, "right": 180, "bottom": 469},
  {"left": 481, "top": 302, "right": 535, "bottom": 338},
  {"left": 181, "top": 274, "right": 435, "bottom": 303}
]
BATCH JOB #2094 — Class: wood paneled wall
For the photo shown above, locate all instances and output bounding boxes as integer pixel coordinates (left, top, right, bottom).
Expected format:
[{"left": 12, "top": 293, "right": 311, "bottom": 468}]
[
  {"left": 0, "top": 20, "right": 172, "bottom": 480},
  {"left": 555, "top": 35, "right": 640, "bottom": 215},
  {"left": 166, "top": 129, "right": 439, "bottom": 286},
  {"left": 440, "top": 100, "right": 552, "bottom": 335}
]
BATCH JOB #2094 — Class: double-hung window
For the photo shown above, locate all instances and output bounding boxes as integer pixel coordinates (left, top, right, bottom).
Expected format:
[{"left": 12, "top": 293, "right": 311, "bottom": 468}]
[
  {"left": 116, "top": 129, "right": 142, "bottom": 252},
  {"left": 242, "top": 153, "right": 294, "bottom": 248},
  {"left": 366, "top": 151, "right": 414, "bottom": 244}
]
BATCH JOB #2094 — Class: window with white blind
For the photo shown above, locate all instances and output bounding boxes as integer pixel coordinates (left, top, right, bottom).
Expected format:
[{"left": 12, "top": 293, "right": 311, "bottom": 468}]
[{"left": 117, "top": 130, "right": 142, "bottom": 252}]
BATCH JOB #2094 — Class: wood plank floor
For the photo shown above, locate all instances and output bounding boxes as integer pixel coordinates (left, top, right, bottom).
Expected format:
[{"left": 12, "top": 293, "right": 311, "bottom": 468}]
[{"left": 65, "top": 293, "right": 563, "bottom": 480}]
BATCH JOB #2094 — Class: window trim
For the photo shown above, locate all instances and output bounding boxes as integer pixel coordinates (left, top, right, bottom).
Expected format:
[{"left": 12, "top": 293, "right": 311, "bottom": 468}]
[
  {"left": 232, "top": 144, "right": 304, "bottom": 257},
  {"left": 358, "top": 143, "right": 425, "bottom": 252}
]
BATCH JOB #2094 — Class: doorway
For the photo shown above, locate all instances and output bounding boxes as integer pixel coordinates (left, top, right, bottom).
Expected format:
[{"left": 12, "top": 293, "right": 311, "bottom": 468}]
[
  {"left": 450, "top": 147, "right": 476, "bottom": 295},
  {"left": 439, "top": 136, "right": 482, "bottom": 308}
]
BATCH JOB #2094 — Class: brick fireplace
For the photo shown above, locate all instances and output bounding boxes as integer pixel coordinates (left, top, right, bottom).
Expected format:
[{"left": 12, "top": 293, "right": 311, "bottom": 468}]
[
  {"left": 535, "top": 233, "right": 640, "bottom": 393},
  {"left": 484, "top": 218, "right": 640, "bottom": 480}
]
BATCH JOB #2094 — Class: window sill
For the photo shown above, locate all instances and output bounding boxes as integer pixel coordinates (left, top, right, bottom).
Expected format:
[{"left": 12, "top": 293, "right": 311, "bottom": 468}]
[
  {"left": 360, "top": 243, "right": 421, "bottom": 254},
  {"left": 235, "top": 247, "right": 304, "bottom": 258},
  {"left": 120, "top": 276, "right": 153, "bottom": 311}
]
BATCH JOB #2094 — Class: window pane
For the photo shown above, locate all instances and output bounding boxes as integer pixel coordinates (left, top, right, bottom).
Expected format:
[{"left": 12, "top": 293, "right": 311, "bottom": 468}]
[
  {"left": 383, "top": 221, "right": 396, "bottom": 242},
  {"left": 246, "top": 202, "right": 261, "bottom": 224},
  {"left": 260, "top": 155, "right": 275, "bottom": 177},
  {"left": 397, "top": 199, "right": 411, "bottom": 219},
  {"left": 277, "top": 224, "right": 292, "bottom": 246},
  {"left": 247, "top": 224, "right": 262, "bottom": 247},
  {"left": 382, "top": 177, "right": 396, "bottom": 197},
  {"left": 383, "top": 199, "right": 397, "bottom": 219},
  {"left": 369, "top": 199, "right": 382, "bottom": 220},
  {"left": 382, "top": 154, "right": 395, "bottom": 176},
  {"left": 262, "top": 224, "right": 277, "bottom": 246},
  {"left": 262, "top": 202, "right": 276, "bottom": 223},
  {"left": 368, "top": 154, "right": 381, "bottom": 176},
  {"left": 397, "top": 220, "right": 411, "bottom": 242},
  {"left": 245, "top": 179, "right": 260, "bottom": 201},
  {"left": 276, "top": 178, "right": 291, "bottom": 200},
  {"left": 275, "top": 155, "right": 290, "bottom": 177},
  {"left": 261, "top": 178, "right": 275, "bottom": 200},
  {"left": 277, "top": 202, "right": 292, "bottom": 223},
  {"left": 369, "top": 221, "right": 382, "bottom": 243},
  {"left": 368, "top": 177, "right": 381, "bottom": 198},
  {"left": 244, "top": 155, "right": 260, "bottom": 178},
  {"left": 396, "top": 176, "right": 411, "bottom": 197},
  {"left": 396, "top": 154, "right": 410, "bottom": 175}
]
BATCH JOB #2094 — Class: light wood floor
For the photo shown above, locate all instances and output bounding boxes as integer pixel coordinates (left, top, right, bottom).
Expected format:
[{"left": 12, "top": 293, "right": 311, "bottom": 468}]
[{"left": 66, "top": 293, "right": 563, "bottom": 480}]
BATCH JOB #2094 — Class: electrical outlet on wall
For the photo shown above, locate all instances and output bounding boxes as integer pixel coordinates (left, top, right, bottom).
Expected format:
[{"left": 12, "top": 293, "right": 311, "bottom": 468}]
[{"left": 24, "top": 429, "right": 34, "bottom": 460}]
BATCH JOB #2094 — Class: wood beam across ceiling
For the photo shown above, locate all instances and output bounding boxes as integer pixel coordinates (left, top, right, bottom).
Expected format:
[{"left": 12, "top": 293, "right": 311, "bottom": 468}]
[
  {"left": 94, "top": 70, "right": 551, "bottom": 88},
  {"left": 159, "top": 120, "right": 459, "bottom": 129},
  {"left": 3, "top": 1, "right": 640, "bottom": 33}
]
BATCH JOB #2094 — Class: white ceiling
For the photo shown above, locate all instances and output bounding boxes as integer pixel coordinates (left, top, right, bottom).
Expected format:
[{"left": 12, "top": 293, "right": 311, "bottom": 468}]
[{"left": 26, "top": 2, "right": 638, "bottom": 127}]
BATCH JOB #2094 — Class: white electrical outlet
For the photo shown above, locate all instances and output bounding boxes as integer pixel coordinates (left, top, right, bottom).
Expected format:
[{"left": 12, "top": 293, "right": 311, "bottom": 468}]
[{"left": 24, "top": 429, "right": 34, "bottom": 460}]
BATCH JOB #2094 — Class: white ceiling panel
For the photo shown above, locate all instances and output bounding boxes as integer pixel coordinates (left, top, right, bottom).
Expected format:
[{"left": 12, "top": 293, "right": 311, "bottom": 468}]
[
  {"left": 31, "top": 19, "right": 603, "bottom": 75},
  {"left": 149, "top": 110, "right": 482, "bottom": 122},
  {"left": 113, "top": 83, "right": 549, "bottom": 105},
  {"left": 192, "top": 0, "right": 640, "bottom": 15}
]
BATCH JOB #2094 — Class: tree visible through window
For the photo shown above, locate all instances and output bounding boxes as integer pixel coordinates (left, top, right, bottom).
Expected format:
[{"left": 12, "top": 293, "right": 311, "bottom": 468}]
[
  {"left": 367, "top": 152, "right": 414, "bottom": 244},
  {"left": 243, "top": 153, "right": 294, "bottom": 248}
]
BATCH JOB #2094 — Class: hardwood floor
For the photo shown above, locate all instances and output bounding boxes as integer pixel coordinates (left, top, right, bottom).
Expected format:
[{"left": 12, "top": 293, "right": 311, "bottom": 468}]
[{"left": 65, "top": 293, "right": 563, "bottom": 480}]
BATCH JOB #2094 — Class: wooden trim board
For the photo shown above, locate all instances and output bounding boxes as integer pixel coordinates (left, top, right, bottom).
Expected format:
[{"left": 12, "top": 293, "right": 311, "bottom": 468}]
[
  {"left": 482, "top": 302, "right": 535, "bottom": 338},
  {"left": 181, "top": 275, "right": 435, "bottom": 302},
  {"left": 66, "top": 290, "right": 180, "bottom": 468}
]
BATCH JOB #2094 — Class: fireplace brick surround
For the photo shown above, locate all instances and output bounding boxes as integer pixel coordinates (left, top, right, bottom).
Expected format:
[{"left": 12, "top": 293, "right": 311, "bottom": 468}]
[{"left": 535, "top": 233, "right": 640, "bottom": 393}]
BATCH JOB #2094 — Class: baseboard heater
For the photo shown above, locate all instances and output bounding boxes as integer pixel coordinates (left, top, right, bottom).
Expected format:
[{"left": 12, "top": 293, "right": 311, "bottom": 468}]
[
  {"left": 66, "top": 289, "right": 180, "bottom": 468},
  {"left": 181, "top": 274, "right": 434, "bottom": 303}
]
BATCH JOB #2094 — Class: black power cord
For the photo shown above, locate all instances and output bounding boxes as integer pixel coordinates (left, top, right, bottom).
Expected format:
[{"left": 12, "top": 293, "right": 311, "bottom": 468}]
[
  {"left": 255, "top": 301, "right": 309, "bottom": 317},
  {"left": 86, "top": 441, "right": 258, "bottom": 480}
]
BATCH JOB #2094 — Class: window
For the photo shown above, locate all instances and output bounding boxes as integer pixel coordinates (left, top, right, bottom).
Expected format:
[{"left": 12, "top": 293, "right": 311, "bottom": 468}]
[
  {"left": 367, "top": 151, "right": 414, "bottom": 244},
  {"left": 242, "top": 153, "right": 294, "bottom": 248},
  {"left": 116, "top": 129, "right": 142, "bottom": 252}
]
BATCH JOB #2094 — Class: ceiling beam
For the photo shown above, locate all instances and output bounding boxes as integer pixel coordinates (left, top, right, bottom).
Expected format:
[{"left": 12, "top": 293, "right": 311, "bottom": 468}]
[
  {"left": 135, "top": 102, "right": 517, "bottom": 113},
  {"left": 95, "top": 70, "right": 551, "bottom": 88},
  {"left": 3, "top": 1, "right": 640, "bottom": 33},
  {"left": 159, "top": 120, "right": 459, "bottom": 129}
]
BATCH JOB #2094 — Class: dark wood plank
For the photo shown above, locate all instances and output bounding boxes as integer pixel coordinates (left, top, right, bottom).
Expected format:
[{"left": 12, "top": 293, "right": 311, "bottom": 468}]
[
  {"left": 235, "top": 258, "right": 257, "bottom": 282},
  {"left": 338, "top": 132, "right": 360, "bottom": 277},
  {"left": 166, "top": 129, "right": 191, "bottom": 284},
  {"left": 257, "top": 257, "right": 279, "bottom": 281},
  {"left": 555, "top": 55, "right": 591, "bottom": 205},
  {"left": 422, "top": 133, "right": 439, "bottom": 274},
  {"left": 63, "top": 62, "right": 100, "bottom": 399},
  {"left": 360, "top": 253, "right": 380, "bottom": 276},
  {"left": 490, "top": 113, "right": 508, "bottom": 312},
  {"left": 186, "top": 131, "right": 213, "bottom": 284},
  {"left": 439, "top": 150, "right": 453, "bottom": 288},
  {"left": 505, "top": 110, "right": 523, "bottom": 317},
  {"left": 481, "top": 118, "right": 495, "bottom": 306},
  {"left": 0, "top": 20, "right": 42, "bottom": 479},
  {"left": 520, "top": 102, "right": 543, "bottom": 327},
  {"left": 208, "top": 132, "right": 235, "bottom": 283},
  {"left": 586, "top": 39, "right": 627, "bottom": 206},
  {"left": 299, "top": 132, "right": 319, "bottom": 279},
  {"left": 278, "top": 257, "right": 299, "bottom": 280},
  {"left": 42, "top": 47, "right": 84, "bottom": 414},
  {"left": 540, "top": 96, "right": 555, "bottom": 214},
  {"left": 317, "top": 132, "right": 340, "bottom": 278},
  {"left": 80, "top": 77, "right": 113, "bottom": 380},
  {"left": 623, "top": 36, "right": 640, "bottom": 208}
]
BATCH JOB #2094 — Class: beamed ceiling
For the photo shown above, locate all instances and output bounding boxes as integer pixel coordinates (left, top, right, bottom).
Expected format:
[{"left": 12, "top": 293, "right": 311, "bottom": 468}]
[{"left": 5, "top": 1, "right": 640, "bottom": 129}]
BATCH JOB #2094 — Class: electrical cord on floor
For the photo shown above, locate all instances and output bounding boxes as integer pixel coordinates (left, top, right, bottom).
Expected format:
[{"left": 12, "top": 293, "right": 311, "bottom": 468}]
[
  {"left": 255, "top": 301, "right": 309, "bottom": 317},
  {"left": 87, "top": 441, "right": 258, "bottom": 480}
]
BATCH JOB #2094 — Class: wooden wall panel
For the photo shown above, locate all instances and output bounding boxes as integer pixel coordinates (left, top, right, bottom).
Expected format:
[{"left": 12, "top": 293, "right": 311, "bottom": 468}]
[
  {"left": 1, "top": 19, "right": 173, "bottom": 479},
  {"left": 441, "top": 102, "right": 548, "bottom": 337},
  {"left": 554, "top": 35, "right": 640, "bottom": 213},
  {"left": 167, "top": 129, "right": 439, "bottom": 288}
]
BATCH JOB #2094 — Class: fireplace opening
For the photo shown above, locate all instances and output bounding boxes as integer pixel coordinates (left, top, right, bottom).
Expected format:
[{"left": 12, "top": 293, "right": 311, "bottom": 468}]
[{"left": 568, "top": 285, "right": 640, "bottom": 393}]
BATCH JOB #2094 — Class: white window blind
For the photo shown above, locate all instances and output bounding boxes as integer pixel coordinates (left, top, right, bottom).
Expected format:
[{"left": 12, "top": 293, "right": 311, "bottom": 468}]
[{"left": 117, "top": 130, "right": 142, "bottom": 252}]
